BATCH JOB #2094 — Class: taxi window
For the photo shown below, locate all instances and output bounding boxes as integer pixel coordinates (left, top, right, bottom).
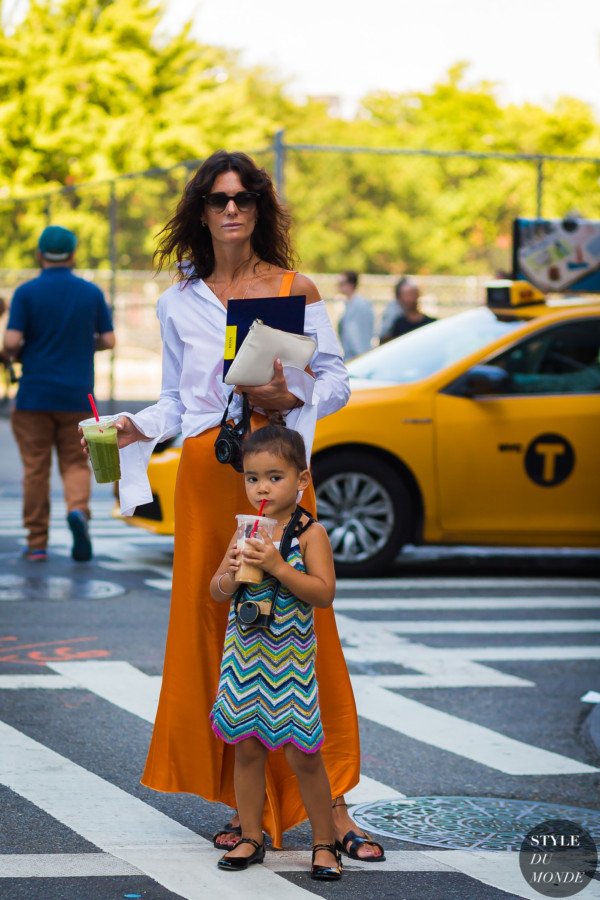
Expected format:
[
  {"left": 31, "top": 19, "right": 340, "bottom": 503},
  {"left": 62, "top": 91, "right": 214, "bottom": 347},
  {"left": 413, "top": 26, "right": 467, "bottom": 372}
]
[
  {"left": 490, "top": 319, "right": 600, "bottom": 394},
  {"left": 347, "top": 307, "right": 521, "bottom": 383}
]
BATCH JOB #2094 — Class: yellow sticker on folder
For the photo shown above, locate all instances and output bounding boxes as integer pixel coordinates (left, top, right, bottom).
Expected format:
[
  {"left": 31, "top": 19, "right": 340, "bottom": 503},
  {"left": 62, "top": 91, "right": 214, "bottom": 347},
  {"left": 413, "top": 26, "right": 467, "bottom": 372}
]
[{"left": 224, "top": 325, "right": 237, "bottom": 360}]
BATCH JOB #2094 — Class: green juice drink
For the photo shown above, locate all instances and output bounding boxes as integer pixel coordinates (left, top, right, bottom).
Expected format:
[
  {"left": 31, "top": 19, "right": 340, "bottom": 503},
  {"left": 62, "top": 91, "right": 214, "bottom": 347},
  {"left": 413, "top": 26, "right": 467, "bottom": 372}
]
[{"left": 79, "top": 416, "right": 121, "bottom": 484}]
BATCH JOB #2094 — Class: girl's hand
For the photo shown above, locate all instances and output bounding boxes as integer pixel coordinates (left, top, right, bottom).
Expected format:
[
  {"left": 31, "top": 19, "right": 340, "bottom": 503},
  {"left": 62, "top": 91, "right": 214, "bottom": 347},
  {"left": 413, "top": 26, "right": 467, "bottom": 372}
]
[
  {"left": 79, "top": 416, "right": 149, "bottom": 456},
  {"left": 244, "top": 528, "right": 284, "bottom": 577},
  {"left": 227, "top": 545, "right": 241, "bottom": 581}
]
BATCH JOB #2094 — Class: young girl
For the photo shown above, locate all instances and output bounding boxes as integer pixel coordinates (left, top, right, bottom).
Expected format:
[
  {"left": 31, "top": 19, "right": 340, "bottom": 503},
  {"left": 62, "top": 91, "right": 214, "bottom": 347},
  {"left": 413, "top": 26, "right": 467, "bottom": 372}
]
[{"left": 209, "top": 425, "right": 342, "bottom": 881}]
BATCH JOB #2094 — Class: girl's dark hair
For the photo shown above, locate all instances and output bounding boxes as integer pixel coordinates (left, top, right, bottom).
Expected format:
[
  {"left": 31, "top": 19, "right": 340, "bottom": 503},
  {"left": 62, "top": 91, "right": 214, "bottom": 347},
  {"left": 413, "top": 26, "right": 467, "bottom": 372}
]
[
  {"left": 154, "top": 150, "right": 296, "bottom": 281},
  {"left": 242, "top": 425, "right": 307, "bottom": 471}
]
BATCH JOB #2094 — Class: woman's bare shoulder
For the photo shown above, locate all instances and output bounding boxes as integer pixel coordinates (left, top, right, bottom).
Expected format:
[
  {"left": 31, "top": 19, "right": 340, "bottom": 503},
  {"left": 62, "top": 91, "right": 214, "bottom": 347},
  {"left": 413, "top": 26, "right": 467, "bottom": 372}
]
[{"left": 290, "top": 272, "right": 321, "bottom": 304}]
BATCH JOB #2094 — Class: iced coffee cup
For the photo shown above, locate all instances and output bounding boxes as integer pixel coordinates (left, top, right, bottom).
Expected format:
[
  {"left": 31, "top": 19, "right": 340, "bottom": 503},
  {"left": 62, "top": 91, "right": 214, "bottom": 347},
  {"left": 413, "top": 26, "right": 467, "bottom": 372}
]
[
  {"left": 79, "top": 415, "right": 121, "bottom": 484},
  {"left": 235, "top": 513, "right": 277, "bottom": 584}
]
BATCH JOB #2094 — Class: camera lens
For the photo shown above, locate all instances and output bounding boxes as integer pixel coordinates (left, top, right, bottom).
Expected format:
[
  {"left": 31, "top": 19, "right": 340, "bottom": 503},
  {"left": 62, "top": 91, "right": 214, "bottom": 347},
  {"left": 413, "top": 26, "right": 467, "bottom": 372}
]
[
  {"left": 238, "top": 601, "right": 260, "bottom": 624},
  {"left": 215, "top": 437, "right": 232, "bottom": 463}
]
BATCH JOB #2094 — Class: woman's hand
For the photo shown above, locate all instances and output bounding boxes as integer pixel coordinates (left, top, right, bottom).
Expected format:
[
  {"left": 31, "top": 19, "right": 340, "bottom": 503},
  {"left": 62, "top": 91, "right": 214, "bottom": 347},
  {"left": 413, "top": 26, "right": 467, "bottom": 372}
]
[
  {"left": 236, "top": 359, "right": 300, "bottom": 411},
  {"left": 79, "top": 415, "right": 149, "bottom": 456},
  {"left": 244, "top": 529, "right": 285, "bottom": 578}
]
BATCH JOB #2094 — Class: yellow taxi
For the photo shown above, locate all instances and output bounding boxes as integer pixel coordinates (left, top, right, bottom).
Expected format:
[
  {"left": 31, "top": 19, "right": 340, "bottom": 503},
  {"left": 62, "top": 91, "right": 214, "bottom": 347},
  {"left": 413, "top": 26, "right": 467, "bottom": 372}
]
[{"left": 125, "top": 282, "right": 600, "bottom": 577}]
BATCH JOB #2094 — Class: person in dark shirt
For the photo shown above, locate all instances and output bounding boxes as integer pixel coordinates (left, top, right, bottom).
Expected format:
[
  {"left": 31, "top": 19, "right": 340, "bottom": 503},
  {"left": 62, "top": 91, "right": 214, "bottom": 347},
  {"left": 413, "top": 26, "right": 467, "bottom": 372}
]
[
  {"left": 3, "top": 226, "right": 115, "bottom": 561},
  {"left": 389, "top": 280, "right": 436, "bottom": 339}
]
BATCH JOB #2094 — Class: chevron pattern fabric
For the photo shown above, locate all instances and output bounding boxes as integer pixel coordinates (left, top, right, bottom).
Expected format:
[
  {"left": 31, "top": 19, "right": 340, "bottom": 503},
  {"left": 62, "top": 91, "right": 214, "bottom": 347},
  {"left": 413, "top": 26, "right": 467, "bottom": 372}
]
[{"left": 210, "top": 540, "right": 324, "bottom": 753}]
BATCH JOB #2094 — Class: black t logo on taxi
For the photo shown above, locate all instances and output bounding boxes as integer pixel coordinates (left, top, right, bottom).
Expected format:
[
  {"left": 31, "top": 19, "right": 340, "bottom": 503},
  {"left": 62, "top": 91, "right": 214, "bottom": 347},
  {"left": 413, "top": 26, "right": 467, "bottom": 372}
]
[{"left": 524, "top": 433, "right": 575, "bottom": 487}]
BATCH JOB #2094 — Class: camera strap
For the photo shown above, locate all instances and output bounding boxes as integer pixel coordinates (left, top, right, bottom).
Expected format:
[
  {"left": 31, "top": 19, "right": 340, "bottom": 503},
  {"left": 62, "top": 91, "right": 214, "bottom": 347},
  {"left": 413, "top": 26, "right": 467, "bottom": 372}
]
[{"left": 220, "top": 389, "right": 251, "bottom": 437}]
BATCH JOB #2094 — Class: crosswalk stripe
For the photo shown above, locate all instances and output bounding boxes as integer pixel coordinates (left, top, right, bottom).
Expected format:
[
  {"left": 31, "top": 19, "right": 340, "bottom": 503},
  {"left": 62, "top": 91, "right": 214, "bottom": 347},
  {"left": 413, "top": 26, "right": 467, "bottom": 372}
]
[
  {"left": 48, "top": 661, "right": 404, "bottom": 806},
  {"left": 335, "top": 597, "right": 600, "bottom": 610},
  {"left": 376, "top": 618, "right": 600, "bottom": 634},
  {"left": 422, "top": 850, "right": 600, "bottom": 900},
  {"left": 350, "top": 679, "right": 599, "bottom": 776},
  {"left": 337, "top": 577, "right": 600, "bottom": 590},
  {"left": 0, "top": 720, "right": 313, "bottom": 899},
  {"left": 0, "top": 675, "right": 74, "bottom": 690},
  {"left": 49, "top": 660, "right": 160, "bottom": 722},
  {"left": 0, "top": 853, "right": 140, "bottom": 877}
]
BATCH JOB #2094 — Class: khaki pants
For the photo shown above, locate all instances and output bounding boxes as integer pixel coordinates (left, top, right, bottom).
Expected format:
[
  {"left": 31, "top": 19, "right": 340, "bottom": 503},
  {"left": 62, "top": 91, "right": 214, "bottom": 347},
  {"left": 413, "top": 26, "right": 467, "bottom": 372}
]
[{"left": 11, "top": 410, "right": 91, "bottom": 551}]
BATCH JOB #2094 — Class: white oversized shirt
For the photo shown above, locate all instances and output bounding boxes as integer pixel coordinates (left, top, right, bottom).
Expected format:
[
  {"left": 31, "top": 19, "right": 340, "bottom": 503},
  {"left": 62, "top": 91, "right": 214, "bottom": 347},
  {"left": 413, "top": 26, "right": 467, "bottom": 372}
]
[{"left": 118, "top": 278, "right": 349, "bottom": 515}]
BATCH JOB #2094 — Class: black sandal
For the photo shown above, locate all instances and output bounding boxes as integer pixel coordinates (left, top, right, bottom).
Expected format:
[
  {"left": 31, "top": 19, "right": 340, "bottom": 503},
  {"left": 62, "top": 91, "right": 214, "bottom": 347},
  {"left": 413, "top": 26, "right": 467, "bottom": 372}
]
[
  {"left": 332, "top": 797, "right": 386, "bottom": 862},
  {"left": 212, "top": 821, "right": 242, "bottom": 850},
  {"left": 336, "top": 829, "right": 386, "bottom": 862},
  {"left": 311, "top": 842, "right": 343, "bottom": 881},
  {"left": 217, "top": 836, "right": 265, "bottom": 871}
]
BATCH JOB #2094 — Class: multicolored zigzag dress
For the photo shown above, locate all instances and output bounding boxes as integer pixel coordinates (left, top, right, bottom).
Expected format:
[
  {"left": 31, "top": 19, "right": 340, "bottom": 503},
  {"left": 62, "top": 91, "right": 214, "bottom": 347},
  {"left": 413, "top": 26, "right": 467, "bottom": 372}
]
[{"left": 210, "top": 537, "right": 324, "bottom": 753}]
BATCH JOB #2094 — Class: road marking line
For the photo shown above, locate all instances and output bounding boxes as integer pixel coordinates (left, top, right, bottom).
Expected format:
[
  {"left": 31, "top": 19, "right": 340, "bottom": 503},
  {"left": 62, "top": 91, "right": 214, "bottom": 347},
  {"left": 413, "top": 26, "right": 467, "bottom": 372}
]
[
  {"left": 350, "top": 679, "right": 599, "bottom": 776},
  {"left": 581, "top": 690, "right": 600, "bottom": 703},
  {"left": 144, "top": 579, "right": 172, "bottom": 591},
  {"left": 0, "top": 853, "right": 140, "bottom": 877},
  {"left": 345, "top": 775, "right": 405, "bottom": 803},
  {"left": 336, "top": 613, "right": 600, "bottom": 665},
  {"left": 447, "top": 646, "right": 600, "bottom": 661},
  {"left": 50, "top": 661, "right": 161, "bottom": 722},
  {"left": 0, "top": 721, "right": 312, "bottom": 899},
  {"left": 423, "top": 850, "right": 600, "bottom": 900},
  {"left": 335, "top": 597, "right": 600, "bottom": 610},
  {"left": 382, "top": 619, "right": 600, "bottom": 634},
  {"left": 0, "top": 675, "right": 74, "bottom": 690},
  {"left": 49, "top": 661, "right": 406, "bottom": 805},
  {"left": 267, "top": 849, "right": 453, "bottom": 872},
  {"left": 337, "top": 577, "right": 600, "bottom": 590},
  {"left": 364, "top": 658, "right": 534, "bottom": 689}
]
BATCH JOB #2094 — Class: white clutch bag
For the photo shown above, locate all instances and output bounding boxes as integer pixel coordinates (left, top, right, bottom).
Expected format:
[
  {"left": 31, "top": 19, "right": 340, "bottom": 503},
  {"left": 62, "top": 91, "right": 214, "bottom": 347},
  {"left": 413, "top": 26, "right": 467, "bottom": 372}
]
[{"left": 224, "top": 319, "right": 316, "bottom": 386}]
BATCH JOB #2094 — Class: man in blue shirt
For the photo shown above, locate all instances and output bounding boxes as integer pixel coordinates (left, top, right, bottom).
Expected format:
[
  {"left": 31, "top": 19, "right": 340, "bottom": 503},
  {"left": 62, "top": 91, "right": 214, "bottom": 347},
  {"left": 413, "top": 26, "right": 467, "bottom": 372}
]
[
  {"left": 3, "top": 226, "right": 115, "bottom": 561},
  {"left": 337, "top": 270, "right": 374, "bottom": 360}
]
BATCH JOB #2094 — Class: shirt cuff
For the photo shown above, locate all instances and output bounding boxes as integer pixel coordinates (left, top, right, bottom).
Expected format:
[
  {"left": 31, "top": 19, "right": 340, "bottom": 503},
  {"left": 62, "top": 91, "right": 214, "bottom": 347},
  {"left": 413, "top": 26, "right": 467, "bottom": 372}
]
[
  {"left": 116, "top": 409, "right": 162, "bottom": 516},
  {"left": 283, "top": 365, "right": 316, "bottom": 408}
]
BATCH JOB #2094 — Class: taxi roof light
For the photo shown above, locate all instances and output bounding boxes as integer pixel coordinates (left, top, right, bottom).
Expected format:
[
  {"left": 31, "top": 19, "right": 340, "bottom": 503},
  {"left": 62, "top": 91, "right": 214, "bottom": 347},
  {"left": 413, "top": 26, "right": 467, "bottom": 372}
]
[{"left": 486, "top": 279, "right": 546, "bottom": 309}]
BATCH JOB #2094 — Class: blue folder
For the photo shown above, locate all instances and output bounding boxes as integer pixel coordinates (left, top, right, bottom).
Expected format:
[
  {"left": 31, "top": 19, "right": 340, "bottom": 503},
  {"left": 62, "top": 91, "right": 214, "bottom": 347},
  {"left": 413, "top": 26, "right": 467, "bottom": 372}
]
[{"left": 223, "top": 294, "right": 306, "bottom": 381}]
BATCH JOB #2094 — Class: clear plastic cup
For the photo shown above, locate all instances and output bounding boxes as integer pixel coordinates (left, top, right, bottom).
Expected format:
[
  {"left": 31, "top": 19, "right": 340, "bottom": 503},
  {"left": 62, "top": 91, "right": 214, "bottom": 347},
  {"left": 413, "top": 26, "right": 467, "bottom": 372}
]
[
  {"left": 79, "top": 415, "right": 121, "bottom": 484},
  {"left": 235, "top": 513, "right": 277, "bottom": 584}
]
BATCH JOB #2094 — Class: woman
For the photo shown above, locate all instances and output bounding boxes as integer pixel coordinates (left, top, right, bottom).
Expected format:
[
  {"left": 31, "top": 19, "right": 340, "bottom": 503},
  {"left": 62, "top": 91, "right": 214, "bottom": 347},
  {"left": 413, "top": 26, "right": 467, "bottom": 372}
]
[{"left": 108, "top": 150, "right": 384, "bottom": 860}]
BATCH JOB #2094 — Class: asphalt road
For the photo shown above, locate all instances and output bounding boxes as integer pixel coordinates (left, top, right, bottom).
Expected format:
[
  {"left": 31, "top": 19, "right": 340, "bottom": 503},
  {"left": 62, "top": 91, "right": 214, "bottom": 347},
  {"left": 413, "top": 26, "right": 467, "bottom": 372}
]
[{"left": 1, "top": 417, "right": 599, "bottom": 900}]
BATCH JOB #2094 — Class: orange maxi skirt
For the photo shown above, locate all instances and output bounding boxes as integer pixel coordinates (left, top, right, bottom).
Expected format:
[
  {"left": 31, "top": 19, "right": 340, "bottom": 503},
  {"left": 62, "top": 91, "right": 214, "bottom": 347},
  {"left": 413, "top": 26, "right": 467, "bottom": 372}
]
[{"left": 141, "top": 422, "right": 360, "bottom": 847}]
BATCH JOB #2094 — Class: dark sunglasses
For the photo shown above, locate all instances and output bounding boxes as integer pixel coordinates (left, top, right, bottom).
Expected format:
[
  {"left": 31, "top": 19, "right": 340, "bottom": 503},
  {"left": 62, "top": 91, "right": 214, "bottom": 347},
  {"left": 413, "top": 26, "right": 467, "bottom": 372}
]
[{"left": 202, "top": 191, "right": 259, "bottom": 213}]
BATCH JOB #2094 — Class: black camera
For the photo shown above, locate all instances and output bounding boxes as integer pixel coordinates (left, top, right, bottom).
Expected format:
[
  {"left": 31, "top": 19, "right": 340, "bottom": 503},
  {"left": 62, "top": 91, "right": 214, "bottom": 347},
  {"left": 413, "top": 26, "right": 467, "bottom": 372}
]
[
  {"left": 237, "top": 596, "right": 275, "bottom": 629},
  {"left": 214, "top": 391, "right": 251, "bottom": 472},
  {"left": 214, "top": 421, "right": 246, "bottom": 471}
]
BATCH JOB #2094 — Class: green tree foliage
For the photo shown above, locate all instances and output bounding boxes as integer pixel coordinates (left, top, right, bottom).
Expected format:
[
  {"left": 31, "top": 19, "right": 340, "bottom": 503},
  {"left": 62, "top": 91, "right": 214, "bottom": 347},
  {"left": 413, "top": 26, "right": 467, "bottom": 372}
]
[
  {"left": 285, "top": 63, "right": 600, "bottom": 274},
  {"left": 1, "top": 5, "right": 599, "bottom": 275},
  {"left": 0, "top": 0, "right": 294, "bottom": 266}
]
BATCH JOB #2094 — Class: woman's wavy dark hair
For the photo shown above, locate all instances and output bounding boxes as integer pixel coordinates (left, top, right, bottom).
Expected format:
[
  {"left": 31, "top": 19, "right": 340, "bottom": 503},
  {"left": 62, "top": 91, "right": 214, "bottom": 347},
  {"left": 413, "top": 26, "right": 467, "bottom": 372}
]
[{"left": 154, "top": 150, "right": 296, "bottom": 281}]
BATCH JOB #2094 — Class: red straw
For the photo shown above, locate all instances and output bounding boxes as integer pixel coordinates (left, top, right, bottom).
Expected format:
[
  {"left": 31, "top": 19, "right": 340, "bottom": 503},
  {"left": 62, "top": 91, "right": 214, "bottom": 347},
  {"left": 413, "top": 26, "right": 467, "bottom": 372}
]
[
  {"left": 87, "top": 393, "right": 100, "bottom": 423},
  {"left": 250, "top": 499, "right": 267, "bottom": 538}
]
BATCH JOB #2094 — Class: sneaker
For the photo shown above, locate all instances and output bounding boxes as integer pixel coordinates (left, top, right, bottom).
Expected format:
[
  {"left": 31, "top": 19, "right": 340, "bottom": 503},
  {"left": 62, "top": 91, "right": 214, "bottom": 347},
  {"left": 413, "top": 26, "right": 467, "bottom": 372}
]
[
  {"left": 67, "top": 510, "right": 92, "bottom": 562},
  {"left": 24, "top": 548, "right": 48, "bottom": 562}
]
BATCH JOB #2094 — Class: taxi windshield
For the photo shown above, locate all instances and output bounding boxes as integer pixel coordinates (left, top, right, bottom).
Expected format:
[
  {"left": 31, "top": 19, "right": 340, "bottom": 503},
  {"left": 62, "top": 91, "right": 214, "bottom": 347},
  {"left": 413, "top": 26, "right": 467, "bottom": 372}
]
[{"left": 347, "top": 307, "right": 522, "bottom": 383}]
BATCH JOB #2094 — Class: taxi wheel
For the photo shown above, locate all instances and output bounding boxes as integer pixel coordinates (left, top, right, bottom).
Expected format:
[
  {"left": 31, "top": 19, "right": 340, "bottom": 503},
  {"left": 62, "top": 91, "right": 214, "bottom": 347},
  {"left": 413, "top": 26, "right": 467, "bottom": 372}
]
[{"left": 313, "top": 452, "right": 412, "bottom": 577}]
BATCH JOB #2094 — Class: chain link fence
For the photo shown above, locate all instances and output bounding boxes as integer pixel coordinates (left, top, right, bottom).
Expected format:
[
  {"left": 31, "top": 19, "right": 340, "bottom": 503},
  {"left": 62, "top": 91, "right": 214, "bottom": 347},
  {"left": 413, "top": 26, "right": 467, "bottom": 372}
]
[{"left": 1, "top": 133, "right": 598, "bottom": 401}]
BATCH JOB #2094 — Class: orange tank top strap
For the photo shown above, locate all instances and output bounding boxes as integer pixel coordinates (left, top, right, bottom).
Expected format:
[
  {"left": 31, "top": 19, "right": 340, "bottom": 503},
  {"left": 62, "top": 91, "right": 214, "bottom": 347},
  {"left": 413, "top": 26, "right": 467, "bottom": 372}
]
[{"left": 278, "top": 271, "right": 297, "bottom": 297}]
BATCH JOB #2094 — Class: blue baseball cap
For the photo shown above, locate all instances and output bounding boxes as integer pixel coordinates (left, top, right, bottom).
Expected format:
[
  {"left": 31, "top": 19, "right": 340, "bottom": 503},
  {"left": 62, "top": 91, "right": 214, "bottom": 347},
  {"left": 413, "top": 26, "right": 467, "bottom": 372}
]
[{"left": 38, "top": 225, "right": 77, "bottom": 261}]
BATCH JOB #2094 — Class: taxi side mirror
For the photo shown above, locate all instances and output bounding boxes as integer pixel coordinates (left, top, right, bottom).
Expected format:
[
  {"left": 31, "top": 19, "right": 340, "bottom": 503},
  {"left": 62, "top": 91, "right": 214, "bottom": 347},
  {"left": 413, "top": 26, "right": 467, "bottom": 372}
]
[{"left": 448, "top": 365, "right": 513, "bottom": 398}]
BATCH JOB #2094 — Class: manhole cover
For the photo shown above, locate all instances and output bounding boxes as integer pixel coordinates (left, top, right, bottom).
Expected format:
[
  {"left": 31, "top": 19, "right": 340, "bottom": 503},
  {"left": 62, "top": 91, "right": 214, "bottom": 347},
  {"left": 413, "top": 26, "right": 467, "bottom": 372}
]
[
  {"left": 351, "top": 797, "right": 600, "bottom": 851},
  {"left": 0, "top": 575, "right": 125, "bottom": 601}
]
